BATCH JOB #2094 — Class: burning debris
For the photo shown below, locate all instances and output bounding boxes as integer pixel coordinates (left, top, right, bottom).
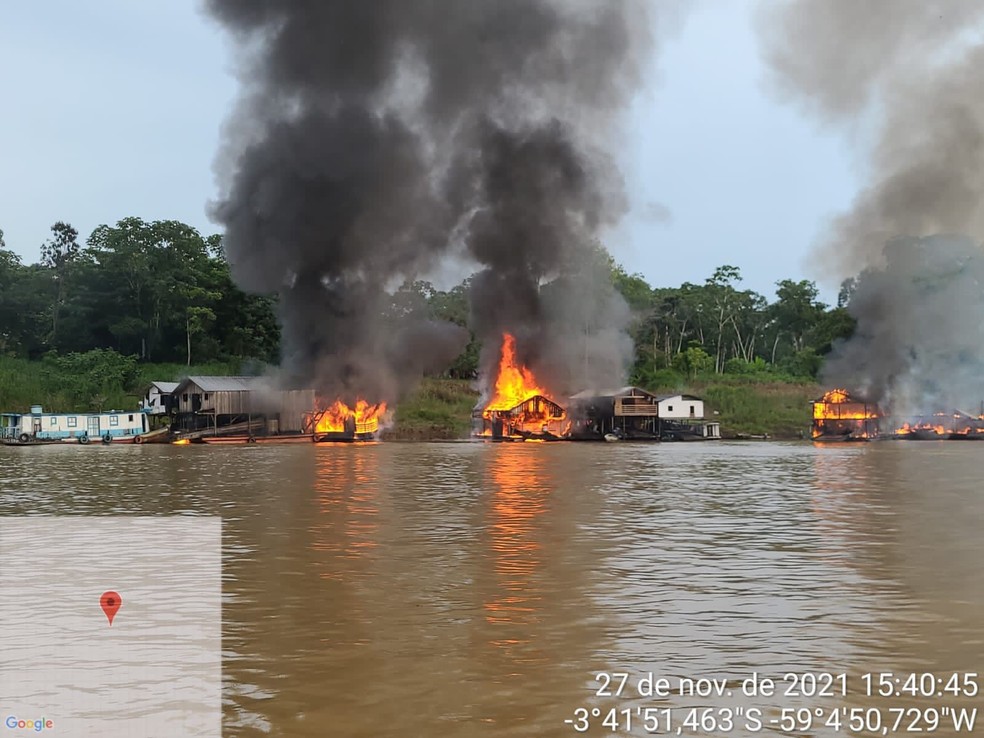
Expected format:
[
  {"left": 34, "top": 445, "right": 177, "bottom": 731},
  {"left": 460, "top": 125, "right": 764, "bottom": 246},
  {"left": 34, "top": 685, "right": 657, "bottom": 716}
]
[
  {"left": 893, "top": 411, "right": 984, "bottom": 441},
  {"left": 812, "top": 389, "right": 881, "bottom": 441},
  {"left": 473, "top": 334, "right": 567, "bottom": 441},
  {"left": 307, "top": 399, "right": 388, "bottom": 443},
  {"left": 813, "top": 388, "right": 984, "bottom": 441}
]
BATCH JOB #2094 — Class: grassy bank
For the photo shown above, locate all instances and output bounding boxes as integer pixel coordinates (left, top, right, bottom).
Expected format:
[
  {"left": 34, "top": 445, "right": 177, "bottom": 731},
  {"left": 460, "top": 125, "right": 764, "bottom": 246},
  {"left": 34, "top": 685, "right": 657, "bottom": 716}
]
[
  {"left": 383, "top": 378, "right": 479, "bottom": 440},
  {"left": 692, "top": 378, "right": 820, "bottom": 438},
  {"left": 0, "top": 356, "right": 818, "bottom": 439}
]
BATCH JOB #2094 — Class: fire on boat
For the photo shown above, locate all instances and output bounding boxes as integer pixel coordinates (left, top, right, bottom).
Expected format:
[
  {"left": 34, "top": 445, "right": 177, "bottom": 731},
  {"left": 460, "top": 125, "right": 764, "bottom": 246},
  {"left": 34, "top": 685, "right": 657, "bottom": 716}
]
[
  {"left": 813, "top": 388, "right": 984, "bottom": 441},
  {"left": 812, "top": 389, "right": 881, "bottom": 442},
  {"left": 307, "top": 399, "right": 387, "bottom": 443},
  {"left": 471, "top": 333, "right": 568, "bottom": 441}
]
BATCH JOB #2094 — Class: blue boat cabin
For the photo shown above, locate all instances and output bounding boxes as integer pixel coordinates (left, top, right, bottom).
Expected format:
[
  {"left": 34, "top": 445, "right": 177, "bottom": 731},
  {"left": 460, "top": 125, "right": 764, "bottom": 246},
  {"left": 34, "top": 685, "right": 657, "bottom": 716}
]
[{"left": 0, "top": 406, "right": 148, "bottom": 443}]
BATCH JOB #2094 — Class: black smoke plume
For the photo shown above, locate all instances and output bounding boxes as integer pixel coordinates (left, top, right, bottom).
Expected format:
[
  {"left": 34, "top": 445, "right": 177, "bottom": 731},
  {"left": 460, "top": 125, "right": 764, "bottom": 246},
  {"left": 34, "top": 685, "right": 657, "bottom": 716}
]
[
  {"left": 759, "top": 1, "right": 984, "bottom": 412},
  {"left": 206, "top": 1, "right": 654, "bottom": 401}
]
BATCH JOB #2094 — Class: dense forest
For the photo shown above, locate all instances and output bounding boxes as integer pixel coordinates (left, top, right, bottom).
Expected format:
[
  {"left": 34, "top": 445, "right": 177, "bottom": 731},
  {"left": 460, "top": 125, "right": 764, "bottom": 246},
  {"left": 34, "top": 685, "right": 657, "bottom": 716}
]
[{"left": 0, "top": 219, "right": 856, "bottom": 399}]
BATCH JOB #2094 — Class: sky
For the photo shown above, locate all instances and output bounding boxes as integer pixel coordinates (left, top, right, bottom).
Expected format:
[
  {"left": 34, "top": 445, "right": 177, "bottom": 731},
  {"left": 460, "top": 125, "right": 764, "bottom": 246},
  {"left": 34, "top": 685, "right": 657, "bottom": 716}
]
[{"left": 0, "top": 1, "right": 857, "bottom": 305}]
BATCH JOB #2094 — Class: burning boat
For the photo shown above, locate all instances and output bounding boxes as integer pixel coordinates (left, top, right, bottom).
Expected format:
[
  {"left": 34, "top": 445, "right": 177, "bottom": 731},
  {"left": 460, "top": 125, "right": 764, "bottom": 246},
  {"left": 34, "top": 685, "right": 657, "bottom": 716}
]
[
  {"left": 307, "top": 399, "right": 387, "bottom": 442},
  {"left": 894, "top": 410, "right": 984, "bottom": 440},
  {"left": 812, "top": 389, "right": 881, "bottom": 441},
  {"left": 473, "top": 334, "right": 567, "bottom": 441}
]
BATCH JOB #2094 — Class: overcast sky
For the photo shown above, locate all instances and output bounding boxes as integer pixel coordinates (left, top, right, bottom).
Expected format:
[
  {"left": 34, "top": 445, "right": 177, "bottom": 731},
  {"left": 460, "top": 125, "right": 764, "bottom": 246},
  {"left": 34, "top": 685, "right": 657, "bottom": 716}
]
[{"left": 0, "top": 1, "right": 857, "bottom": 304}]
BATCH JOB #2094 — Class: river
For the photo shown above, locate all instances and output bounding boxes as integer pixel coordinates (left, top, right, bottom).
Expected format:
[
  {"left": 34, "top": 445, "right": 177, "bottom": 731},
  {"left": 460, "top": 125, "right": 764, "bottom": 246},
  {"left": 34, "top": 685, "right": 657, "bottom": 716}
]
[{"left": 1, "top": 441, "right": 982, "bottom": 736}]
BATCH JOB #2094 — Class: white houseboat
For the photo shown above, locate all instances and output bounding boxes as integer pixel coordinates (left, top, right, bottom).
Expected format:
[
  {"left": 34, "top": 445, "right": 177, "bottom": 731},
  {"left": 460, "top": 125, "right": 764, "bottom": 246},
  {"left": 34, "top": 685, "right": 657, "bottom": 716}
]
[{"left": 0, "top": 405, "right": 150, "bottom": 444}]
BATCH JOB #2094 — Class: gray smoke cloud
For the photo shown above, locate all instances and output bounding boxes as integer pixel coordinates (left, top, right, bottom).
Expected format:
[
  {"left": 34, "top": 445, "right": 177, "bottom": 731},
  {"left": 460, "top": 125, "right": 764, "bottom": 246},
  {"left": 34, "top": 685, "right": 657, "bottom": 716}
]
[
  {"left": 823, "top": 235, "right": 984, "bottom": 416},
  {"left": 759, "top": 1, "right": 984, "bottom": 413},
  {"left": 206, "top": 0, "right": 656, "bottom": 402}
]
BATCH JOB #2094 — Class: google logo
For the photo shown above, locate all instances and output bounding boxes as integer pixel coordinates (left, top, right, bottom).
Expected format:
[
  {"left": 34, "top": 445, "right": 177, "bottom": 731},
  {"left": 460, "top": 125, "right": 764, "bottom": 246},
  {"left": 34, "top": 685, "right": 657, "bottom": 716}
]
[{"left": 4, "top": 716, "right": 53, "bottom": 732}]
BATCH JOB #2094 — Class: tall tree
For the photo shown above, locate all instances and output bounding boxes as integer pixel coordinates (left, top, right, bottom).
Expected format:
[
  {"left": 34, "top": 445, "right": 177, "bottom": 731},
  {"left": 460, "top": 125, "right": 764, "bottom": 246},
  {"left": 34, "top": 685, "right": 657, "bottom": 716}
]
[
  {"left": 767, "top": 279, "right": 826, "bottom": 362},
  {"left": 40, "top": 221, "right": 80, "bottom": 346}
]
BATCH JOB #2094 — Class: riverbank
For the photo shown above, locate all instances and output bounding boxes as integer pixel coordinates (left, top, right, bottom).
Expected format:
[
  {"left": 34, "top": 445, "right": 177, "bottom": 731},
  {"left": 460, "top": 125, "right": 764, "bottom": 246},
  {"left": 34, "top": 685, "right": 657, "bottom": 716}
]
[{"left": 0, "top": 356, "right": 819, "bottom": 440}]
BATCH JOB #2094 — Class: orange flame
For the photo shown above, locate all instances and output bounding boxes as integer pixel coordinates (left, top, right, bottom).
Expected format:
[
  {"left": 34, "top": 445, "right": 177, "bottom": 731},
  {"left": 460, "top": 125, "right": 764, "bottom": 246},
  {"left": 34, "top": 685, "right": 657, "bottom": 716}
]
[
  {"left": 812, "top": 388, "right": 880, "bottom": 439},
  {"left": 484, "top": 333, "right": 548, "bottom": 413},
  {"left": 477, "top": 333, "right": 566, "bottom": 439},
  {"left": 314, "top": 399, "right": 387, "bottom": 435}
]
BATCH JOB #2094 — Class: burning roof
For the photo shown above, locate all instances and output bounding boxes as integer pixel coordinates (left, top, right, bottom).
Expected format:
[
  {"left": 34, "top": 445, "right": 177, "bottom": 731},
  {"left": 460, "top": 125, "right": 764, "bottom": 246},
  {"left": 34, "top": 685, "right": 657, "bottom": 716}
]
[
  {"left": 812, "top": 388, "right": 881, "bottom": 441},
  {"left": 474, "top": 333, "right": 567, "bottom": 440}
]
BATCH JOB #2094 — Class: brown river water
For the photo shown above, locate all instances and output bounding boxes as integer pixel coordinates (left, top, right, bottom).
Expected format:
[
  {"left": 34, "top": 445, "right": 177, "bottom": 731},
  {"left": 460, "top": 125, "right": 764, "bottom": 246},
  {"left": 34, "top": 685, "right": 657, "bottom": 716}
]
[{"left": 1, "top": 441, "right": 982, "bottom": 737}]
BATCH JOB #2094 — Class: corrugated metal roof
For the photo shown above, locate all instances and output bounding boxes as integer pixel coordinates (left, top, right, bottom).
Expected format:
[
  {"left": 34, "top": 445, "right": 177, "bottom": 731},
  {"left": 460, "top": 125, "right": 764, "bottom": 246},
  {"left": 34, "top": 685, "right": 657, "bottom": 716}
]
[
  {"left": 570, "top": 386, "right": 653, "bottom": 399},
  {"left": 176, "top": 376, "right": 267, "bottom": 392},
  {"left": 654, "top": 393, "right": 703, "bottom": 402}
]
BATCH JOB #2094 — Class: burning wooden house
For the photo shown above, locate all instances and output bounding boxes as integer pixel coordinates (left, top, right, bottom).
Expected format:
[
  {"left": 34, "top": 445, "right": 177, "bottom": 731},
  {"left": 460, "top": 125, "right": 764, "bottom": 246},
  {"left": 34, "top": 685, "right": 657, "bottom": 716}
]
[
  {"left": 306, "top": 399, "right": 387, "bottom": 442},
  {"left": 812, "top": 389, "right": 881, "bottom": 441},
  {"left": 472, "top": 333, "right": 568, "bottom": 440}
]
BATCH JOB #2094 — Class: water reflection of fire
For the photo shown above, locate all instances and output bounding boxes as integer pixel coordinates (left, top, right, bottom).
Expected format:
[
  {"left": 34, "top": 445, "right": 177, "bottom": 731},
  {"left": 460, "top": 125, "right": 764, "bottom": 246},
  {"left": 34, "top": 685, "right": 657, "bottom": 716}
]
[
  {"left": 474, "top": 333, "right": 566, "bottom": 440},
  {"left": 311, "top": 449, "right": 379, "bottom": 581},
  {"left": 309, "top": 398, "right": 387, "bottom": 441},
  {"left": 812, "top": 389, "right": 881, "bottom": 441},
  {"left": 484, "top": 448, "right": 549, "bottom": 660}
]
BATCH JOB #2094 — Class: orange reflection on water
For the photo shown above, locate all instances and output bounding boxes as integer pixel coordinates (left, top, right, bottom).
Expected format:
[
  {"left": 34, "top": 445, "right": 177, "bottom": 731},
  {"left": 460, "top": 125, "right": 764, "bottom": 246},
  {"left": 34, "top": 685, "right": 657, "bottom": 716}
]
[
  {"left": 483, "top": 448, "right": 550, "bottom": 641},
  {"left": 310, "top": 448, "right": 380, "bottom": 581}
]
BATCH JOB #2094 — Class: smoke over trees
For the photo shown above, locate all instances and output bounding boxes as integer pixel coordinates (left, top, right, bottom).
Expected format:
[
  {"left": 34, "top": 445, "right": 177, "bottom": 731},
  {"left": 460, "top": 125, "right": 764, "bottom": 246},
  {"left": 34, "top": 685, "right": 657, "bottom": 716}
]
[
  {"left": 758, "top": 1, "right": 984, "bottom": 411},
  {"left": 205, "top": 0, "right": 656, "bottom": 401}
]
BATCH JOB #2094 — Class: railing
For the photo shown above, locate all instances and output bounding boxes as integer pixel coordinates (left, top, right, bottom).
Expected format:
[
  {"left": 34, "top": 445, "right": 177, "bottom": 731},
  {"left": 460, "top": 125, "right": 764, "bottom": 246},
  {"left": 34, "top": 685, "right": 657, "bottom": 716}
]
[{"left": 616, "top": 404, "right": 659, "bottom": 416}]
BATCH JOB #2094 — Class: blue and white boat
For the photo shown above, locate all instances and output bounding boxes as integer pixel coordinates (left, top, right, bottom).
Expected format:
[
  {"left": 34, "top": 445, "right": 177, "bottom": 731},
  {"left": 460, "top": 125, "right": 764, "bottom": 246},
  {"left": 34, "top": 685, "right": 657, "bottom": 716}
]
[{"left": 0, "top": 405, "right": 150, "bottom": 445}]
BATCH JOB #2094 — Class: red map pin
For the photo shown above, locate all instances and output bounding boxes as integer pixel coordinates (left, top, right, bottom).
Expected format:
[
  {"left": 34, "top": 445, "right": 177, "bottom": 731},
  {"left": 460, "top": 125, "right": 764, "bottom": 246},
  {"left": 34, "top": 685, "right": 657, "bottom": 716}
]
[{"left": 100, "top": 591, "right": 122, "bottom": 626}]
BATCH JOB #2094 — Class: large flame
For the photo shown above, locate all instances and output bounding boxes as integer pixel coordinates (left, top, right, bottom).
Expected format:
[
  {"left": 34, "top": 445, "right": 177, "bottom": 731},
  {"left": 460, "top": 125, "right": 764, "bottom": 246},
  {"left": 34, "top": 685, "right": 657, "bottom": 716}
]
[
  {"left": 812, "top": 388, "right": 880, "bottom": 439},
  {"left": 314, "top": 399, "right": 387, "bottom": 435},
  {"left": 478, "top": 334, "right": 565, "bottom": 439},
  {"left": 484, "top": 333, "right": 547, "bottom": 414}
]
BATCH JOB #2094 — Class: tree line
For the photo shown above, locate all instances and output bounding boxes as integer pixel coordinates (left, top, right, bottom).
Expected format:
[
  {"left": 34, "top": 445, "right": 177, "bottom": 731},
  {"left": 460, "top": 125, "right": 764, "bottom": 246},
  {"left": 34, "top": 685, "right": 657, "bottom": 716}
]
[{"left": 0, "top": 219, "right": 855, "bottom": 384}]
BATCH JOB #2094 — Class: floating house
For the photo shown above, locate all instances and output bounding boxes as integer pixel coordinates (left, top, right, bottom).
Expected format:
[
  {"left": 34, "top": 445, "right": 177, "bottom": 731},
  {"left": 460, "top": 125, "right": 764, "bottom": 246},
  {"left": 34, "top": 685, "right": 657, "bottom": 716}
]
[
  {"left": 812, "top": 389, "right": 880, "bottom": 441},
  {"left": 171, "top": 376, "right": 315, "bottom": 437},
  {"left": 567, "top": 387, "right": 720, "bottom": 440},
  {"left": 472, "top": 394, "right": 568, "bottom": 440},
  {"left": 140, "top": 381, "right": 179, "bottom": 415},
  {"left": 1, "top": 405, "right": 149, "bottom": 444},
  {"left": 654, "top": 393, "right": 721, "bottom": 440}
]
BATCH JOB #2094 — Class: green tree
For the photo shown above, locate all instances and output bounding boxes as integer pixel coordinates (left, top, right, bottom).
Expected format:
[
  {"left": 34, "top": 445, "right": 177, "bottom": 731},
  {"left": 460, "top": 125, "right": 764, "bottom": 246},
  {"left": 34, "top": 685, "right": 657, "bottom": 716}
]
[
  {"left": 766, "top": 279, "right": 826, "bottom": 362},
  {"left": 674, "top": 342, "right": 714, "bottom": 379},
  {"left": 40, "top": 221, "right": 80, "bottom": 347}
]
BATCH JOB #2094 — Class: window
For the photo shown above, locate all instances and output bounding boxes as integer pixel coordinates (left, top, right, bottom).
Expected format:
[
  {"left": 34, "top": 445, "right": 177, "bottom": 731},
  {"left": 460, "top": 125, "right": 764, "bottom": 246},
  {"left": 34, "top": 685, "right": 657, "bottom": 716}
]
[
  {"left": 203, "top": 393, "right": 209, "bottom": 401},
  {"left": 67, "top": 416, "right": 77, "bottom": 428},
  {"left": 667, "top": 405, "right": 674, "bottom": 412},
  {"left": 689, "top": 405, "right": 695, "bottom": 418},
  {"left": 128, "top": 414, "right": 133, "bottom": 422},
  {"left": 109, "top": 415, "right": 119, "bottom": 426},
  {"left": 50, "top": 417, "right": 57, "bottom": 426}
]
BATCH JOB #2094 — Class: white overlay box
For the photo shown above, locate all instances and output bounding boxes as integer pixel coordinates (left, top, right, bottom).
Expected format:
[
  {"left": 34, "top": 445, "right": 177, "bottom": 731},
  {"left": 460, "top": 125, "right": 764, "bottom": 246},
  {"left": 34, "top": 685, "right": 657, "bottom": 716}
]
[{"left": 0, "top": 517, "right": 221, "bottom": 737}]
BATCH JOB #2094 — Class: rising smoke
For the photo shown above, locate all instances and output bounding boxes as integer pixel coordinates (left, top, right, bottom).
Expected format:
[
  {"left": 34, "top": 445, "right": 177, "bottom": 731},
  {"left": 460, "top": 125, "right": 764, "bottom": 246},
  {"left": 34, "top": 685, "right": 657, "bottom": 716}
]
[
  {"left": 759, "top": 1, "right": 984, "bottom": 412},
  {"left": 206, "top": 1, "right": 656, "bottom": 401}
]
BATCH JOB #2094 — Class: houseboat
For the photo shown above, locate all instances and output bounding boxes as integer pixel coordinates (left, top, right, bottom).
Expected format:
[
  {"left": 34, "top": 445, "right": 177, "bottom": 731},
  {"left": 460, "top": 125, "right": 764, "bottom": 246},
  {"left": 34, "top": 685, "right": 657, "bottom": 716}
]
[{"left": 1, "top": 405, "right": 150, "bottom": 444}]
